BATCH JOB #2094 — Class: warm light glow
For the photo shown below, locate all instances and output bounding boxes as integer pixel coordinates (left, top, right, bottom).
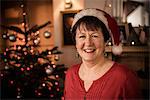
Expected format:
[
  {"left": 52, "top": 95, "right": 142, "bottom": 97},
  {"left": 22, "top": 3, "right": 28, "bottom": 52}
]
[
  {"left": 55, "top": 82, "right": 58, "bottom": 85},
  {"left": 38, "top": 92, "right": 42, "bottom": 96},
  {"left": 64, "top": 0, "right": 72, "bottom": 9},
  {"left": 10, "top": 80, "right": 14, "bottom": 84},
  {"left": 27, "top": 67, "right": 30, "bottom": 71},
  {"left": 35, "top": 31, "right": 40, "bottom": 36},
  {"left": 30, "top": 64, "right": 34, "bottom": 68},
  {"left": 22, "top": 23, "right": 25, "bottom": 26},
  {"left": 5, "top": 66, "right": 9, "bottom": 69},
  {"left": 1, "top": 73, "right": 4, "bottom": 77},
  {"left": 55, "top": 55, "right": 59, "bottom": 60},
  {"left": 22, "top": 38, "right": 25, "bottom": 42},
  {"left": 23, "top": 12, "right": 26, "bottom": 15},
  {"left": 55, "top": 75, "right": 59, "bottom": 78},
  {"left": 108, "top": 4, "right": 111, "bottom": 8},
  {"left": 6, "top": 48, "right": 9, "bottom": 51},
  {"left": 51, "top": 62, "right": 55, "bottom": 65},
  {"left": 131, "top": 41, "right": 135, "bottom": 45},
  {"left": 27, "top": 37, "right": 31, "bottom": 41},
  {"left": 30, "top": 49, "right": 34, "bottom": 53},
  {"left": 17, "top": 95, "right": 21, "bottom": 99},
  {"left": 17, "top": 46, "right": 21, "bottom": 50},
  {"left": 48, "top": 51, "right": 51, "bottom": 55},
  {"left": 17, "top": 56, "right": 21, "bottom": 60},
  {"left": 24, "top": 52, "right": 27, "bottom": 55},
  {"left": 21, "top": 4, "right": 24, "bottom": 8},
  {"left": 50, "top": 94, "right": 54, "bottom": 97},
  {"left": 21, "top": 68, "right": 24, "bottom": 71},
  {"left": 42, "top": 83, "right": 46, "bottom": 87},
  {"left": 108, "top": 41, "right": 112, "bottom": 46},
  {"left": 65, "top": 0, "right": 71, "bottom": 3},
  {"left": 56, "top": 88, "right": 60, "bottom": 91},
  {"left": 53, "top": 64, "right": 56, "bottom": 68}
]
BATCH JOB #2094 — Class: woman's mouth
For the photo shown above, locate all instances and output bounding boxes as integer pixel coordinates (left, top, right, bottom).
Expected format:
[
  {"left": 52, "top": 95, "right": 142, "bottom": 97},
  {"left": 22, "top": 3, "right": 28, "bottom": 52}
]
[{"left": 83, "top": 48, "right": 96, "bottom": 53}]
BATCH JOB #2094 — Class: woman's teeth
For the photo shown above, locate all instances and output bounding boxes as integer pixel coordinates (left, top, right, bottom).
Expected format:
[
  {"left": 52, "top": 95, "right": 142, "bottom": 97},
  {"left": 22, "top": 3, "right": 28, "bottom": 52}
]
[{"left": 84, "top": 49, "right": 95, "bottom": 53}]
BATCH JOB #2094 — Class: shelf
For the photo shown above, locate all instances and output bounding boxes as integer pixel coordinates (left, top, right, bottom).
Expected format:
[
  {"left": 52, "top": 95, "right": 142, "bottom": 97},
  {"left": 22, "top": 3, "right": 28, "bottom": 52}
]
[{"left": 105, "top": 46, "right": 149, "bottom": 53}]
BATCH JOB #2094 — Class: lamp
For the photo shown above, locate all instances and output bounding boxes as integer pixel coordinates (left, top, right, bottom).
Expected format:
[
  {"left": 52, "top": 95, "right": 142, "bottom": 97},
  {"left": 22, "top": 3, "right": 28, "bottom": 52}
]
[{"left": 65, "top": 0, "right": 72, "bottom": 9}]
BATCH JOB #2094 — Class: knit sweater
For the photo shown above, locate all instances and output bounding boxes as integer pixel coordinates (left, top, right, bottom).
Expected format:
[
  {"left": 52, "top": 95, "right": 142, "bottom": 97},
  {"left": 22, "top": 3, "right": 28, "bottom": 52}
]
[{"left": 64, "top": 62, "right": 142, "bottom": 100}]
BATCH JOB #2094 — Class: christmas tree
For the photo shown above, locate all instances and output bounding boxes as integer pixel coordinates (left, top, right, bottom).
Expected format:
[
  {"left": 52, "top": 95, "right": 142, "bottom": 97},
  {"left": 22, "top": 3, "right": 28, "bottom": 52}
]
[{"left": 0, "top": 2, "right": 67, "bottom": 100}]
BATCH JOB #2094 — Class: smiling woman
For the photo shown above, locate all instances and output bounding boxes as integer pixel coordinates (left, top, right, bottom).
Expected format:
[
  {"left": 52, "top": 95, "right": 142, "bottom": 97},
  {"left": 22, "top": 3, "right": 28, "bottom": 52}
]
[
  {"left": 64, "top": 8, "right": 142, "bottom": 100},
  {"left": 74, "top": 16, "right": 107, "bottom": 62}
]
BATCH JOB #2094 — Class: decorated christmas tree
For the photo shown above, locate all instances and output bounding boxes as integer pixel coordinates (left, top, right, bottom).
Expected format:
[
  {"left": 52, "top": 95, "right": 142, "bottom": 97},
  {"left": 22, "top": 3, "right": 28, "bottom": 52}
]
[{"left": 0, "top": 2, "right": 67, "bottom": 100}]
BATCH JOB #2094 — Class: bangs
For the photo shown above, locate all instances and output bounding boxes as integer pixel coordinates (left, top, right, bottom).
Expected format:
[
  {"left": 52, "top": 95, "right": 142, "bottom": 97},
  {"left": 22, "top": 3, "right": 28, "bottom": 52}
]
[
  {"left": 78, "top": 22, "right": 101, "bottom": 32},
  {"left": 71, "top": 16, "right": 110, "bottom": 43}
]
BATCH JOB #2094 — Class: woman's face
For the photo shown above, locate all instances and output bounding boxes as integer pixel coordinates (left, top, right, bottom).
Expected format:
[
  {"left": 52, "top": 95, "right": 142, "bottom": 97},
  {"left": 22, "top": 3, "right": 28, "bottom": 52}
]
[{"left": 75, "top": 25, "right": 105, "bottom": 62}]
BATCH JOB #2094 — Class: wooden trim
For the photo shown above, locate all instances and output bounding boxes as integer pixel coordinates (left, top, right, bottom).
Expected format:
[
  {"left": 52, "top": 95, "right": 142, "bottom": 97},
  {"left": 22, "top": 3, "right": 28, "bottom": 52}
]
[
  {"left": 60, "top": 10, "right": 81, "bottom": 14},
  {"left": 105, "top": 46, "right": 149, "bottom": 53}
]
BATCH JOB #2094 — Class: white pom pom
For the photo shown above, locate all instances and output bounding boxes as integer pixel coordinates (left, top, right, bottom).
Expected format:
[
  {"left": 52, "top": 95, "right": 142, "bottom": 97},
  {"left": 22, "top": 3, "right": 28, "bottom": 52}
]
[{"left": 112, "top": 44, "right": 122, "bottom": 55}]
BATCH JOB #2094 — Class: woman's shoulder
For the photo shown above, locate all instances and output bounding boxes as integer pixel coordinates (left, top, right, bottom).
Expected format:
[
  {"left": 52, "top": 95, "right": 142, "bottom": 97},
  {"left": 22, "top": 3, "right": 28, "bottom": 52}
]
[
  {"left": 66, "top": 64, "right": 81, "bottom": 74},
  {"left": 69, "top": 63, "right": 80, "bottom": 70},
  {"left": 112, "top": 62, "right": 137, "bottom": 79},
  {"left": 113, "top": 62, "right": 132, "bottom": 72}
]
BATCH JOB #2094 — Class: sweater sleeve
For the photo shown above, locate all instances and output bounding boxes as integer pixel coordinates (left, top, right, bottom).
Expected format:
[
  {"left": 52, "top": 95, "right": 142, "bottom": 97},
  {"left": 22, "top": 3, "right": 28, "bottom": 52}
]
[
  {"left": 122, "top": 70, "right": 142, "bottom": 99},
  {"left": 64, "top": 65, "right": 78, "bottom": 99},
  {"left": 64, "top": 68, "right": 71, "bottom": 99}
]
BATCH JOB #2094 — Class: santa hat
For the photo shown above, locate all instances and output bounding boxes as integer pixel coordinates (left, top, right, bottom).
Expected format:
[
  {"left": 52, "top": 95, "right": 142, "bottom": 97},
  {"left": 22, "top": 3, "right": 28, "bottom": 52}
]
[{"left": 71, "top": 8, "right": 122, "bottom": 55}]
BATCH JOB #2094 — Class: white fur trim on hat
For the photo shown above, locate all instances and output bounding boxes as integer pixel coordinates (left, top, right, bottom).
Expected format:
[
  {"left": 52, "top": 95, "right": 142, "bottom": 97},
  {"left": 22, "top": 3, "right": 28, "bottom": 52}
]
[{"left": 71, "top": 8, "right": 109, "bottom": 31}]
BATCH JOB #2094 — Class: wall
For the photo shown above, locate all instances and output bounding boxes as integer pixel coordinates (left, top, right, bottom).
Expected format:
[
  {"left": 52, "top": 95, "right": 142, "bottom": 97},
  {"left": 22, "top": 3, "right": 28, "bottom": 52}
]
[
  {"left": 53, "top": 0, "right": 84, "bottom": 67},
  {"left": 53, "top": 0, "right": 112, "bottom": 67},
  {"left": 84, "top": 0, "right": 113, "bottom": 15},
  {"left": 26, "top": 0, "right": 54, "bottom": 51},
  {"left": 127, "top": 5, "right": 149, "bottom": 26}
]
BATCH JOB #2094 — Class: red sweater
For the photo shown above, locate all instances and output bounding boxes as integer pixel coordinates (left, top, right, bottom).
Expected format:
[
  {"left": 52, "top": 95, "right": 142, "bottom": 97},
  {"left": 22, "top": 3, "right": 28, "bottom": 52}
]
[{"left": 64, "top": 62, "right": 142, "bottom": 100}]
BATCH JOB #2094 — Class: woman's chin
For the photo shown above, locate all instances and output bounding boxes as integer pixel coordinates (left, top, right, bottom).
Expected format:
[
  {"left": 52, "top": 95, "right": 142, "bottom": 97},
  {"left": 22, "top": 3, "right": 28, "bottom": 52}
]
[
  {"left": 80, "top": 52, "right": 97, "bottom": 61},
  {"left": 82, "top": 56, "right": 96, "bottom": 62}
]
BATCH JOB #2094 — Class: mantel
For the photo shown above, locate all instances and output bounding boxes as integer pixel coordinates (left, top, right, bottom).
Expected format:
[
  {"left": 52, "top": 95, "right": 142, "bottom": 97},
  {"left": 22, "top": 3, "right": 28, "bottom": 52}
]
[{"left": 105, "top": 46, "right": 149, "bottom": 53}]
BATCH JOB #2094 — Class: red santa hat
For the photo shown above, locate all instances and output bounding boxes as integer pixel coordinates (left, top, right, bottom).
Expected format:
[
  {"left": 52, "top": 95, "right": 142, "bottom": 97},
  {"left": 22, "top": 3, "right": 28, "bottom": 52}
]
[{"left": 71, "top": 8, "right": 122, "bottom": 55}]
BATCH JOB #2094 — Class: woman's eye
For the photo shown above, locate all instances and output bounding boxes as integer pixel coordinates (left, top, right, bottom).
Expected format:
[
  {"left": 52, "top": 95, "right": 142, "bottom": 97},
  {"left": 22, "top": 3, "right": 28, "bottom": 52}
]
[
  {"left": 79, "top": 36, "right": 86, "bottom": 38},
  {"left": 92, "top": 35, "right": 98, "bottom": 38}
]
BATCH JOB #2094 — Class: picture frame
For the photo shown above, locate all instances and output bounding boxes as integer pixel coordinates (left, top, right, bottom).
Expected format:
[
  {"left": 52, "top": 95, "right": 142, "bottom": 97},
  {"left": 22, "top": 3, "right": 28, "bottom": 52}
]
[
  {"left": 118, "top": 24, "right": 129, "bottom": 44},
  {"left": 61, "top": 10, "right": 80, "bottom": 46}
]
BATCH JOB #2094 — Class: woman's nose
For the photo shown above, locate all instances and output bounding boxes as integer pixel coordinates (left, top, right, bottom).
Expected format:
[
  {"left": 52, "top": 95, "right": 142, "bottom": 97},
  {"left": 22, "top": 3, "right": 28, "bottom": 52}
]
[{"left": 85, "top": 36, "right": 93, "bottom": 46}]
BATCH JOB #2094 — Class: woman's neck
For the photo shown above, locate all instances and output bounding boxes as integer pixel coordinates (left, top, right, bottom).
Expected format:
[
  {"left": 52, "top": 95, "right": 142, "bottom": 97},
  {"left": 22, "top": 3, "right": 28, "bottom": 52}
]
[
  {"left": 81, "top": 57, "right": 107, "bottom": 72},
  {"left": 82, "top": 56, "right": 105, "bottom": 67},
  {"left": 79, "top": 57, "right": 113, "bottom": 82}
]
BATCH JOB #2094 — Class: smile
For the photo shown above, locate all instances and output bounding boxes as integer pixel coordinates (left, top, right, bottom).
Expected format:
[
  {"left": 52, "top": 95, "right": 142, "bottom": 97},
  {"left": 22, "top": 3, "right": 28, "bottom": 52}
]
[{"left": 83, "top": 49, "right": 96, "bottom": 53}]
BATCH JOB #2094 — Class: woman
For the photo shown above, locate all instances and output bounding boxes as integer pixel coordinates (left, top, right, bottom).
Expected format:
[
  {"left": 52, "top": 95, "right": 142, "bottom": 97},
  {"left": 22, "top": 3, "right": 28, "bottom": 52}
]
[{"left": 64, "top": 8, "right": 141, "bottom": 100}]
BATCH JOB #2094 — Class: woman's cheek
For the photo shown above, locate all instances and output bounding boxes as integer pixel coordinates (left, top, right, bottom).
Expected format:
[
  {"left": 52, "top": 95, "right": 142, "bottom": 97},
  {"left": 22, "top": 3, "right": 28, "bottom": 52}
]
[{"left": 76, "top": 41, "right": 82, "bottom": 49}]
